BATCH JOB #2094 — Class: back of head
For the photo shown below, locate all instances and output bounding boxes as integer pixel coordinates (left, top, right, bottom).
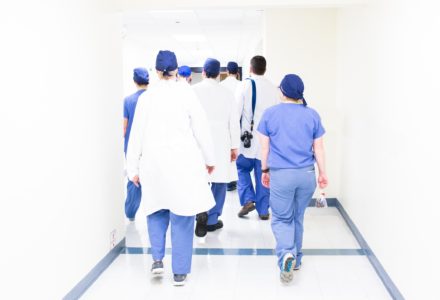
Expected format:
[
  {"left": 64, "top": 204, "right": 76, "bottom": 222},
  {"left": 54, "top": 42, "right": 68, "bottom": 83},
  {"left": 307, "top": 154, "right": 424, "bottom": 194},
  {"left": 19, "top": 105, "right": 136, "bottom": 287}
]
[
  {"left": 133, "top": 68, "right": 149, "bottom": 85},
  {"left": 227, "top": 61, "right": 239, "bottom": 75},
  {"left": 155, "top": 50, "right": 178, "bottom": 79},
  {"left": 203, "top": 58, "right": 221, "bottom": 79},
  {"left": 178, "top": 65, "right": 192, "bottom": 78},
  {"left": 250, "top": 56, "right": 266, "bottom": 75}
]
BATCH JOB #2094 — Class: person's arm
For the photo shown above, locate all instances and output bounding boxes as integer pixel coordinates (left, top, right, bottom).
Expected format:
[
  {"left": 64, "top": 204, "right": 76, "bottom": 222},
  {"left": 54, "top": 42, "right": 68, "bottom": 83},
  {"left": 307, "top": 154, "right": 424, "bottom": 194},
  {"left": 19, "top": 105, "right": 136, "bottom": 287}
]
[
  {"left": 126, "top": 97, "right": 147, "bottom": 186},
  {"left": 259, "top": 133, "right": 270, "bottom": 188},
  {"left": 123, "top": 118, "right": 128, "bottom": 137},
  {"left": 313, "top": 137, "right": 328, "bottom": 189}
]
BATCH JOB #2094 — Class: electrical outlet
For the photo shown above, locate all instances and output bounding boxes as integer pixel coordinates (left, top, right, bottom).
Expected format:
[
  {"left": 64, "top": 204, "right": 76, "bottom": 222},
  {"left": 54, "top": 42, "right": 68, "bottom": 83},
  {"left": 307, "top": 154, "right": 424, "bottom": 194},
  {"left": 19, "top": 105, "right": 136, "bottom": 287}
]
[{"left": 110, "top": 229, "right": 117, "bottom": 249}]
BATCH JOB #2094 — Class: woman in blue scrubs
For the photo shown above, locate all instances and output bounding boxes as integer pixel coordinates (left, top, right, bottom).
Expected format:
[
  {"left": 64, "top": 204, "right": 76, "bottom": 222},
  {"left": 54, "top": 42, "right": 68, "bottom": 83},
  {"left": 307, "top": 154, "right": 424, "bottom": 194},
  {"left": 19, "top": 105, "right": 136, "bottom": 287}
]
[{"left": 257, "top": 74, "right": 328, "bottom": 284}]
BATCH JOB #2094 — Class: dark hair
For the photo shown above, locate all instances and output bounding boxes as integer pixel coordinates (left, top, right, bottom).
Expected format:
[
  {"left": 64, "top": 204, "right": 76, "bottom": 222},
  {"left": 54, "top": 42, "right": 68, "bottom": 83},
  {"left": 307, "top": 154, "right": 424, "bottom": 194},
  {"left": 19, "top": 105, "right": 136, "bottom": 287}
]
[
  {"left": 206, "top": 72, "right": 219, "bottom": 79},
  {"left": 250, "top": 56, "right": 266, "bottom": 75}
]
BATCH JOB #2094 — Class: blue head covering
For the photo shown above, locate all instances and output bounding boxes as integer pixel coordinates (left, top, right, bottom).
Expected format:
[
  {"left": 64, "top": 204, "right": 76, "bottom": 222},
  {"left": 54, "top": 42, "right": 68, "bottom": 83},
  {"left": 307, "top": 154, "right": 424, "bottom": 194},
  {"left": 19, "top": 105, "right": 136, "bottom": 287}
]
[
  {"left": 133, "top": 68, "right": 149, "bottom": 85},
  {"left": 280, "top": 74, "right": 307, "bottom": 106},
  {"left": 227, "top": 61, "right": 239, "bottom": 74},
  {"left": 178, "top": 65, "right": 192, "bottom": 78},
  {"left": 155, "top": 50, "right": 178, "bottom": 76},
  {"left": 203, "top": 58, "right": 221, "bottom": 78}
]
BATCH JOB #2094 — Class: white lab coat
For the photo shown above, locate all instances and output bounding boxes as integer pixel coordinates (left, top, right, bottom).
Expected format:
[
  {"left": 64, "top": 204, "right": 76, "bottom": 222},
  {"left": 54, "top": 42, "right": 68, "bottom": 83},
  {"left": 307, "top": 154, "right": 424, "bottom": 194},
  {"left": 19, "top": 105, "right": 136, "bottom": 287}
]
[
  {"left": 126, "top": 80, "right": 216, "bottom": 216},
  {"left": 193, "top": 79, "right": 241, "bottom": 183},
  {"left": 220, "top": 76, "right": 240, "bottom": 96},
  {"left": 236, "top": 74, "right": 279, "bottom": 160}
]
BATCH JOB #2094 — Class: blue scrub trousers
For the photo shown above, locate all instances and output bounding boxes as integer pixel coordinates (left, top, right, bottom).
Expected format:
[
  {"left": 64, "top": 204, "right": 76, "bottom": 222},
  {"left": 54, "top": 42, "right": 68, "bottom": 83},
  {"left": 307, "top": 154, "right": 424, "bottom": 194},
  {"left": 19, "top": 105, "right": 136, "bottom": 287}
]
[
  {"left": 269, "top": 167, "right": 316, "bottom": 269},
  {"left": 207, "top": 183, "right": 227, "bottom": 225},
  {"left": 125, "top": 181, "right": 141, "bottom": 219},
  {"left": 236, "top": 154, "right": 270, "bottom": 215},
  {"left": 147, "top": 210, "right": 195, "bottom": 275}
]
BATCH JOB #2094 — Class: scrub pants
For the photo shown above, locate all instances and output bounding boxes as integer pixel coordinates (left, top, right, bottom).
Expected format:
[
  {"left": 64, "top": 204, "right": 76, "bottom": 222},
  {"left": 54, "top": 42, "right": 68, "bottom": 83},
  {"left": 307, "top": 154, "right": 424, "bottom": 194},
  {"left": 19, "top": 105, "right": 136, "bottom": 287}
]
[
  {"left": 270, "top": 167, "right": 316, "bottom": 269},
  {"left": 147, "top": 210, "right": 195, "bottom": 275},
  {"left": 125, "top": 181, "right": 141, "bottom": 220},
  {"left": 207, "top": 183, "right": 227, "bottom": 225},
  {"left": 236, "top": 154, "right": 270, "bottom": 215}
]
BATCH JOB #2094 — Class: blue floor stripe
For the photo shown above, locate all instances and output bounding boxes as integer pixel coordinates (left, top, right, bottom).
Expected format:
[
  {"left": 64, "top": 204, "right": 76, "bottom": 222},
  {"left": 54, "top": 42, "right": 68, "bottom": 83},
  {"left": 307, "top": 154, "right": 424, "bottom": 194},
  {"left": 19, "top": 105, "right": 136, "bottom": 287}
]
[{"left": 123, "top": 247, "right": 366, "bottom": 256}]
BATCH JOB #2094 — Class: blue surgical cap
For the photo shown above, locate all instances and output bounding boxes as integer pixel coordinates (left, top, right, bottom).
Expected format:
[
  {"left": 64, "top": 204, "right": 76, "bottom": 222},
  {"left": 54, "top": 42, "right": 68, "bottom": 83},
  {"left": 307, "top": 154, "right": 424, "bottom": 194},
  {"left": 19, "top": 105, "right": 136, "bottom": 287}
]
[
  {"left": 279, "top": 74, "right": 307, "bottom": 106},
  {"left": 133, "top": 68, "right": 149, "bottom": 85},
  {"left": 155, "top": 50, "right": 178, "bottom": 75},
  {"left": 178, "top": 66, "right": 191, "bottom": 78},
  {"left": 227, "top": 61, "right": 239, "bottom": 74},
  {"left": 203, "top": 58, "right": 220, "bottom": 78}
]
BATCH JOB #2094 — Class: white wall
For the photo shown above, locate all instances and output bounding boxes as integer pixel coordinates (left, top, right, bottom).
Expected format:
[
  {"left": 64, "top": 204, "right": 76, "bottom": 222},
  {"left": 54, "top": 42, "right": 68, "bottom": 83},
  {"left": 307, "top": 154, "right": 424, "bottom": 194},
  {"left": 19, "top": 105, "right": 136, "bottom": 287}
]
[
  {"left": 263, "top": 8, "right": 340, "bottom": 197},
  {"left": 337, "top": 0, "right": 440, "bottom": 298},
  {"left": 0, "top": 1, "right": 125, "bottom": 298}
]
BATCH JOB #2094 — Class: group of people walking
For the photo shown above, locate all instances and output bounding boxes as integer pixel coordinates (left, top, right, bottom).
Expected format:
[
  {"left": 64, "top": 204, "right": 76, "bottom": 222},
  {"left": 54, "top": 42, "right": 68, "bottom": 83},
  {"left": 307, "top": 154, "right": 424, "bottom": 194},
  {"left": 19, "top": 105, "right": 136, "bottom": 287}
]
[{"left": 123, "top": 50, "right": 328, "bottom": 286}]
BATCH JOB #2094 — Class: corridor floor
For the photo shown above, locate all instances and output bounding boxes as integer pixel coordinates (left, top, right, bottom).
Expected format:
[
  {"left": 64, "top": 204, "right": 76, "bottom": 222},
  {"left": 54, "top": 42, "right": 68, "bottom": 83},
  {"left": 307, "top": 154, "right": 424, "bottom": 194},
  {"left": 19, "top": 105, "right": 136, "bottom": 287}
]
[{"left": 82, "top": 190, "right": 390, "bottom": 300}]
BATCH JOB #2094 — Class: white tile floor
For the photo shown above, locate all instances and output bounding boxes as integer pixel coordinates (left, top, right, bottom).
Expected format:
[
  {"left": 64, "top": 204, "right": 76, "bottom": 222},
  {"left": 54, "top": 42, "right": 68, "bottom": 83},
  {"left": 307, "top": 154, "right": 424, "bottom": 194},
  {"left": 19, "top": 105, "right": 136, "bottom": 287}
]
[{"left": 82, "top": 190, "right": 391, "bottom": 300}]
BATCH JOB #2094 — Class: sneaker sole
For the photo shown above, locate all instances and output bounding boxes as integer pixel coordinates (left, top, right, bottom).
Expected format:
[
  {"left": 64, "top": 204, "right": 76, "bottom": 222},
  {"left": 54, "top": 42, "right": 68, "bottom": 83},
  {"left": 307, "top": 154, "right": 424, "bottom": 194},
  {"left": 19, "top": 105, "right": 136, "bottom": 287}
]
[
  {"left": 151, "top": 268, "right": 164, "bottom": 276},
  {"left": 173, "top": 280, "right": 186, "bottom": 286},
  {"left": 280, "top": 257, "right": 295, "bottom": 284}
]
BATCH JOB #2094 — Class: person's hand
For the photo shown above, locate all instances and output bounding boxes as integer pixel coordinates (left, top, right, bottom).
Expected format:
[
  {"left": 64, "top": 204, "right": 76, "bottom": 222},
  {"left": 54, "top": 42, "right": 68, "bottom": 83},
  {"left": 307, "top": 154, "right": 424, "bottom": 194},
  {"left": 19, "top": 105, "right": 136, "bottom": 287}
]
[
  {"left": 132, "top": 175, "right": 140, "bottom": 187},
  {"left": 230, "top": 149, "right": 238, "bottom": 162},
  {"left": 206, "top": 165, "right": 215, "bottom": 175},
  {"left": 261, "top": 172, "right": 270, "bottom": 188},
  {"left": 318, "top": 173, "right": 328, "bottom": 189}
]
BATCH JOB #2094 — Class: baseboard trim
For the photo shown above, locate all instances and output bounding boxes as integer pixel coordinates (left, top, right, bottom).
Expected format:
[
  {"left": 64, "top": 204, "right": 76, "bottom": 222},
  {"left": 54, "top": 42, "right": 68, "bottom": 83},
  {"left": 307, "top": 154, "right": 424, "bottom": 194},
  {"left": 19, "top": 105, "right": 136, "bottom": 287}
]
[{"left": 63, "top": 238, "right": 125, "bottom": 300}]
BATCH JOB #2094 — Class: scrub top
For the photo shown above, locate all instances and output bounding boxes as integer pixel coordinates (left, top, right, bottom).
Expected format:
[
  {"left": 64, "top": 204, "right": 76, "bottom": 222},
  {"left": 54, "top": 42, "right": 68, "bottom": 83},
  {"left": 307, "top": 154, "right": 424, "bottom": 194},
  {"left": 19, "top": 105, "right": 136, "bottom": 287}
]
[
  {"left": 124, "top": 89, "right": 146, "bottom": 154},
  {"left": 257, "top": 103, "right": 325, "bottom": 169}
]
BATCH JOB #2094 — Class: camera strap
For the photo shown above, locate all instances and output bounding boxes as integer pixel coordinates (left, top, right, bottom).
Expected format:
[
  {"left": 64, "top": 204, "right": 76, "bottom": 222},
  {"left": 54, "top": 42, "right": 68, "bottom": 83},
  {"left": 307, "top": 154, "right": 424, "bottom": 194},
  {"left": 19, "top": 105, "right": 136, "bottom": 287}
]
[{"left": 246, "top": 78, "right": 256, "bottom": 132}]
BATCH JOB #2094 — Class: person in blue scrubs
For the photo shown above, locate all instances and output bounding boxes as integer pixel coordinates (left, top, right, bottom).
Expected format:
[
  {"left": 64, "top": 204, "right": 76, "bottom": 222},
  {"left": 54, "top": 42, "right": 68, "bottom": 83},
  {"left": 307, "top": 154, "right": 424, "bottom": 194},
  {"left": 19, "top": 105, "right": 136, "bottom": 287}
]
[
  {"left": 178, "top": 65, "right": 192, "bottom": 84},
  {"left": 257, "top": 74, "right": 328, "bottom": 284},
  {"left": 123, "top": 68, "right": 149, "bottom": 221}
]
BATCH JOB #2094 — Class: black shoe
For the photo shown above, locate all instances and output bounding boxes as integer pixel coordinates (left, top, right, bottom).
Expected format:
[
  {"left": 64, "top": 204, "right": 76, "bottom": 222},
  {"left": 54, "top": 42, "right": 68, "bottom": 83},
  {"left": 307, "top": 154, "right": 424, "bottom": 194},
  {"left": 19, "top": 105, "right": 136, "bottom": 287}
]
[
  {"left": 259, "top": 214, "right": 270, "bottom": 220},
  {"left": 227, "top": 181, "right": 237, "bottom": 191},
  {"left": 238, "top": 202, "right": 256, "bottom": 217},
  {"left": 206, "top": 220, "right": 224, "bottom": 232},
  {"left": 195, "top": 212, "right": 208, "bottom": 237}
]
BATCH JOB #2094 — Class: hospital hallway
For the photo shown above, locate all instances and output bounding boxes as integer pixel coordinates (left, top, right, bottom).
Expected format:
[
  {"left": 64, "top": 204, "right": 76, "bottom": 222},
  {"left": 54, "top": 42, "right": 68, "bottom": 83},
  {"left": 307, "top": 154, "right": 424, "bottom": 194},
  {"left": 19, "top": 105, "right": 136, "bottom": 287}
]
[
  {"left": 1, "top": 0, "right": 440, "bottom": 300},
  {"left": 82, "top": 191, "right": 390, "bottom": 300}
]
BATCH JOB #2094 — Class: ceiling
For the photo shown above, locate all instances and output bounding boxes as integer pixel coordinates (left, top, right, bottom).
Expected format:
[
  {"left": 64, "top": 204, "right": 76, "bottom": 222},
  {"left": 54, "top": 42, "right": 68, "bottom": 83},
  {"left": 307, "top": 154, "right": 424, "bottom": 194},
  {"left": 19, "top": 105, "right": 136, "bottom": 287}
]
[{"left": 122, "top": 9, "right": 263, "bottom": 67}]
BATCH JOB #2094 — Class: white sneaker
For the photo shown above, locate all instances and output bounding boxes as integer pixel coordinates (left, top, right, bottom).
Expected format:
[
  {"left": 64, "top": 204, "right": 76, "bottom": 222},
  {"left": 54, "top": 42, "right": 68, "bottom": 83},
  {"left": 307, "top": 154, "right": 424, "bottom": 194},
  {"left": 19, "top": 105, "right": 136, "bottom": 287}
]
[
  {"left": 280, "top": 253, "right": 295, "bottom": 284},
  {"left": 173, "top": 274, "right": 187, "bottom": 286},
  {"left": 151, "top": 261, "right": 164, "bottom": 276}
]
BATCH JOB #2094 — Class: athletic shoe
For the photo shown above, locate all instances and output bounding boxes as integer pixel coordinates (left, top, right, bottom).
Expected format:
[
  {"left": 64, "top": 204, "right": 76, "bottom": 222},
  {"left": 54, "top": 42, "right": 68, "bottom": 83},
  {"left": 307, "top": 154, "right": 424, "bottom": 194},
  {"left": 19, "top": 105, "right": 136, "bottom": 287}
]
[
  {"left": 238, "top": 202, "right": 256, "bottom": 217},
  {"left": 206, "top": 220, "right": 224, "bottom": 232},
  {"left": 173, "top": 274, "right": 187, "bottom": 286},
  {"left": 227, "top": 181, "right": 237, "bottom": 191},
  {"left": 294, "top": 262, "right": 302, "bottom": 271},
  {"left": 259, "top": 214, "right": 270, "bottom": 220},
  {"left": 151, "top": 261, "right": 164, "bottom": 276},
  {"left": 195, "top": 212, "right": 208, "bottom": 237},
  {"left": 280, "top": 253, "right": 295, "bottom": 284}
]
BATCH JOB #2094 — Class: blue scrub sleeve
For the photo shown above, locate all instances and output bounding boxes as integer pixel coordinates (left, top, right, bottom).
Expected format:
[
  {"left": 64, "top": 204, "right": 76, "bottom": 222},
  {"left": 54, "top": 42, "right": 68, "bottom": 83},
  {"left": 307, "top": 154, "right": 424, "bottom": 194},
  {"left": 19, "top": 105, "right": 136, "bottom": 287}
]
[
  {"left": 257, "top": 111, "right": 269, "bottom": 136},
  {"left": 313, "top": 113, "right": 326, "bottom": 139}
]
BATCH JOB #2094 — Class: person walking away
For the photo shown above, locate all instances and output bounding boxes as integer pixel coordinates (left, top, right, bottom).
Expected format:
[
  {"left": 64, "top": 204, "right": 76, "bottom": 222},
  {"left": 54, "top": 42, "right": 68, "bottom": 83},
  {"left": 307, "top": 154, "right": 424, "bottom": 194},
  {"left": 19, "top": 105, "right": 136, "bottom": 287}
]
[
  {"left": 220, "top": 61, "right": 241, "bottom": 192},
  {"left": 236, "top": 56, "right": 278, "bottom": 220},
  {"left": 178, "top": 65, "right": 192, "bottom": 84},
  {"left": 193, "top": 58, "right": 240, "bottom": 237},
  {"left": 123, "top": 68, "right": 149, "bottom": 221},
  {"left": 257, "top": 74, "right": 328, "bottom": 283},
  {"left": 126, "top": 50, "right": 216, "bottom": 286}
]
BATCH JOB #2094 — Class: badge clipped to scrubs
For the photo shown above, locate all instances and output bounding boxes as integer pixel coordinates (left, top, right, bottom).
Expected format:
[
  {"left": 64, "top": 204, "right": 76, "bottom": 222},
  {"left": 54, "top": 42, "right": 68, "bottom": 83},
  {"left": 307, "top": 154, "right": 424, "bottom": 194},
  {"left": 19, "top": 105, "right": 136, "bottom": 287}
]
[{"left": 316, "top": 191, "right": 328, "bottom": 208}]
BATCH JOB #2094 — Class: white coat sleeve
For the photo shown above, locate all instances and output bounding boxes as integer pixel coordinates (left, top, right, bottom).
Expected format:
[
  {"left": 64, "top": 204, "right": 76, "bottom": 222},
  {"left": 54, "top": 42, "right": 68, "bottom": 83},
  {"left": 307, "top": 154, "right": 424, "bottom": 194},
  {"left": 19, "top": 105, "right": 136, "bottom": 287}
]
[
  {"left": 126, "top": 94, "right": 148, "bottom": 180},
  {"left": 237, "top": 81, "right": 253, "bottom": 133},
  {"left": 229, "top": 95, "right": 241, "bottom": 149},
  {"left": 187, "top": 90, "right": 216, "bottom": 167}
]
